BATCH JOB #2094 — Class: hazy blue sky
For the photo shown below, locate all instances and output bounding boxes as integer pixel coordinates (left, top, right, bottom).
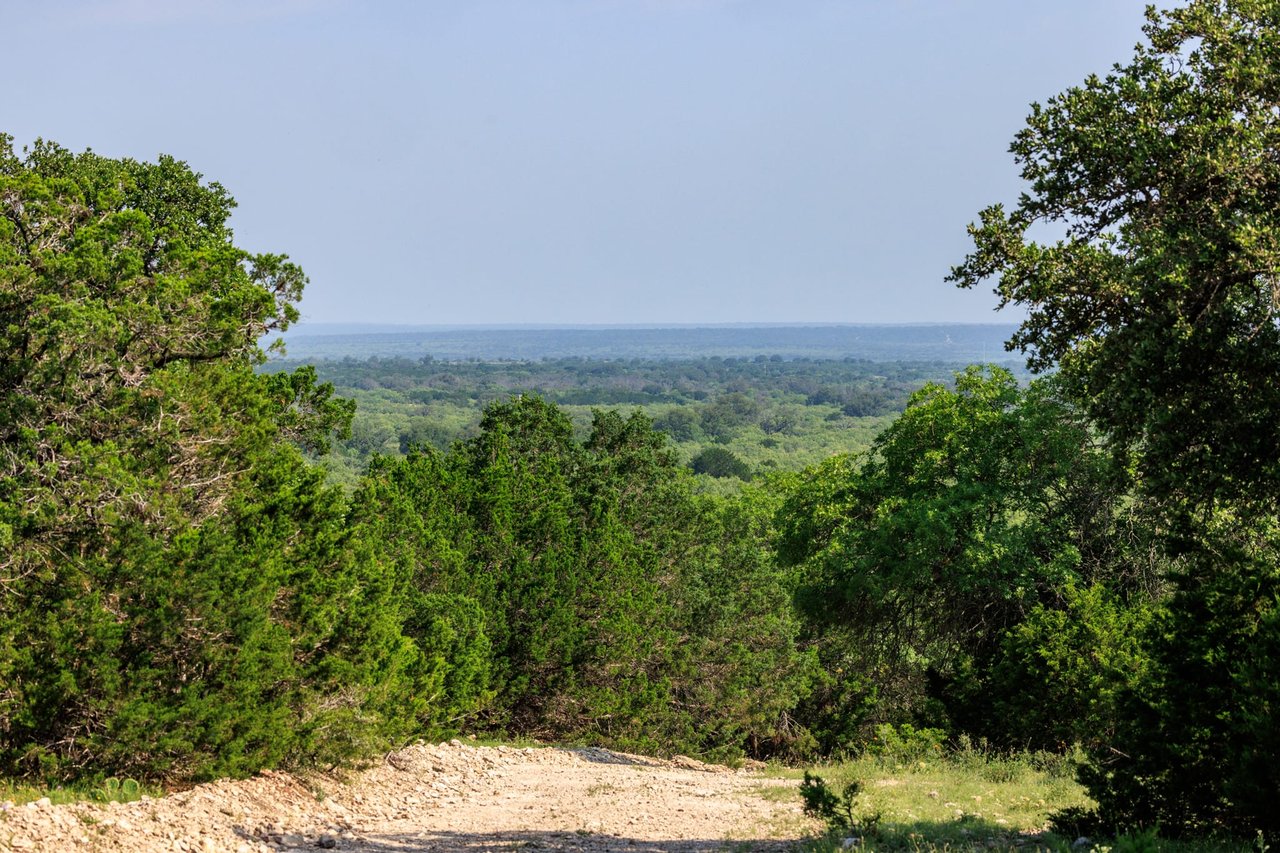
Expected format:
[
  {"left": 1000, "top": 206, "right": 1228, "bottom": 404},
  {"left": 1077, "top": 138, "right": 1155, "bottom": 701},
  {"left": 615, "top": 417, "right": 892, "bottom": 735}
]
[{"left": 8, "top": 0, "right": 1153, "bottom": 327}]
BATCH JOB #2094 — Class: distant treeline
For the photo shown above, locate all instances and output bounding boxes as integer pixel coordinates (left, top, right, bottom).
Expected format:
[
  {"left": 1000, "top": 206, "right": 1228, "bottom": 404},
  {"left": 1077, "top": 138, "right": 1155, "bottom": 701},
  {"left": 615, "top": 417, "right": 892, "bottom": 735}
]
[
  {"left": 268, "top": 352, "right": 992, "bottom": 411},
  {"left": 265, "top": 355, "right": 989, "bottom": 489},
  {"left": 272, "top": 324, "right": 1024, "bottom": 363}
]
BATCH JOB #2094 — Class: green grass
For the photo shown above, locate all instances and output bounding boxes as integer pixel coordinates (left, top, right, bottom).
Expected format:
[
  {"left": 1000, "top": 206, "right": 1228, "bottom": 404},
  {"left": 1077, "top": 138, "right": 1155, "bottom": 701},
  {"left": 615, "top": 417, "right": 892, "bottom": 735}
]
[
  {"left": 459, "top": 733, "right": 546, "bottom": 750},
  {"left": 0, "top": 777, "right": 156, "bottom": 807},
  {"left": 781, "top": 748, "right": 1253, "bottom": 852}
]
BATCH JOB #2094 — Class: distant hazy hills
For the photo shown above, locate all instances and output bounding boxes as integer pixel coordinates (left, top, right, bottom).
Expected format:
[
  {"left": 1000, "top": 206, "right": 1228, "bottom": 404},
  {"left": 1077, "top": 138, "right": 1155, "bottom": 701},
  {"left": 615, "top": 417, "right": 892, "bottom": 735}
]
[{"left": 271, "top": 323, "right": 1024, "bottom": 364}]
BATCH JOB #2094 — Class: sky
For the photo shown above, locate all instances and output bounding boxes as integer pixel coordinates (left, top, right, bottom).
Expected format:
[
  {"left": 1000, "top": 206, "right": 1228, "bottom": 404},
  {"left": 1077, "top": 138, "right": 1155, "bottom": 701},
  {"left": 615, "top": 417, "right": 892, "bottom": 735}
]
[{"left": 6, "top": 0, "right": 1155, "bottom": 328}]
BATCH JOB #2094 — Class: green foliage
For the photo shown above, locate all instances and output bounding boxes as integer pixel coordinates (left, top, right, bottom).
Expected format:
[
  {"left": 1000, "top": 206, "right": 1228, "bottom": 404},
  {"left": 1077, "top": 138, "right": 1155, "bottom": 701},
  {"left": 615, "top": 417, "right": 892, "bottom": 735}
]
[
  {"left": 91, "top": 777, "right": 142, "bottom": 804},
  {"left": 800, "top": 771, "right": 879, "bottom": 835},
  {"left": 952, "top": 1, "right": 1280, "bottom": 838},
  {"left": 344, "top": 448, "right": 494, "bottom": 738},
  {"left": 453, "top": 398, "right": 681, "bottom": 740},
  {"left": 700, "top": 392, "right": 760, "bottom": 440},
  {"left": 1081, "top": 519, "right": 1280, "bottom": 838},
  {"left": 652, "top": 406, "right": 701, "bottom": 442},
  {"left": 671, "top": 482, "right": 819, "bottom": 758},
  {"left": 266, "top": 353, "right": 974, "bottom": 490},
  {"left": 689, "top": 446, "right": 752, "bottom": 480},
  {"left": 865, "top": 724, "right": 946, "bottom": 764},
  {"left": 778, "top": 367, "right": 1129, "bottom": 743},
  {"left": 409, "top": 594, "right": 494, "bottom": 732},
  {"left": 1113, "top": 827, "right": 1163, "bottom": 853},
  {"left": 0, "top": 137, "right": 420, "bottom": 784},
  {"left": 951, "top": 584, "right": 1154, "bottom": 753},
  {"left": 346, "top": 397, "right": 821, "bottom": 759},
  {"left": 950, "top": 0, "right": 1280, "bottom": 516}
]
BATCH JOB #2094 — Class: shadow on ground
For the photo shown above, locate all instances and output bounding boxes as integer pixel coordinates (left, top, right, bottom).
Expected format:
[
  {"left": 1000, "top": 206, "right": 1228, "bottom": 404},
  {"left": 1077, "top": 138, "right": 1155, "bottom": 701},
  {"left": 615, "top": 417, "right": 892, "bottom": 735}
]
[
  {"left": 221, "top": 816, "right": 1089, "bottom": 853},
  {"left": 325, "top": 828, "right": 794, "bottom": 851},
  {"left": 822, "top": 816, "right": 1059, "bottom": 851},
  {"left": 567, "top": 747, "right": 667, "bottom": 768}
]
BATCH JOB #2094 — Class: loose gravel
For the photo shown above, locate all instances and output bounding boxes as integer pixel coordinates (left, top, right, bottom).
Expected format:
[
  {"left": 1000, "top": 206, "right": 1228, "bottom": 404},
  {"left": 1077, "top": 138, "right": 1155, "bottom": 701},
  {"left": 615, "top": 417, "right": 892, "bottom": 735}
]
[{"left": 0, "top": 741, "right": 817, "bottom": 851}]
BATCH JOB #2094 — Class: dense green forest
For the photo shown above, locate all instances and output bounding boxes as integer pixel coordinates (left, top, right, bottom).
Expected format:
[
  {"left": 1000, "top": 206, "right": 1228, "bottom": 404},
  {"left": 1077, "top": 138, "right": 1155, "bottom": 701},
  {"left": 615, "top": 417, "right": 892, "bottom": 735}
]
[
  {"left": 264, "top": 354, "right": 994, "bottom": 490},
  {"left": 2, "top": 0, "right": 1278, "bottom": 843}
]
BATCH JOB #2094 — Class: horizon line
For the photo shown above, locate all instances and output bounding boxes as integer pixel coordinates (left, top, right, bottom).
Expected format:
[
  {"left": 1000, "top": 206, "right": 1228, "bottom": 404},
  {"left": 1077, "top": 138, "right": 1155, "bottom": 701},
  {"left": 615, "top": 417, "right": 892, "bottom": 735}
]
[{"left": 282, "top": 320, "right": 1021, "bottom": 334}]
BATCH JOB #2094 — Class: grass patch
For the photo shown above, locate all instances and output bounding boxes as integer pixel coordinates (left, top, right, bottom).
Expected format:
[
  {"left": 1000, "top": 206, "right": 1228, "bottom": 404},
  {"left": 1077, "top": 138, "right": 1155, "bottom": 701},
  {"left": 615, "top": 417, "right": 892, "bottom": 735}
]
[
  {"left": 586, "top": 782, "right": 622, "bottom": 796},
  {"left": 460, "top": 734, "right": 545, "bottom": 750},
  {"left": 790, "top": 746, "right": 1254, "bottom": 852},
  {"left": 754, "top": 782, "right": 801, "bottom": 803},
  {"left": 0, "top": 777, "right": 157, "bottom": 807}
]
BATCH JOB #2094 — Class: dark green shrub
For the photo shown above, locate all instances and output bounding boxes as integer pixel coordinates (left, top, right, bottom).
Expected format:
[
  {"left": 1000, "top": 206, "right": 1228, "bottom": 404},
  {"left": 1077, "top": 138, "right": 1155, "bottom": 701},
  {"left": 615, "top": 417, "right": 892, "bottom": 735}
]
[
  {"left": 690, "top": 446, "right": 752, "bottom": 480},
  {"left": 670, "top": 484, "right": 818, "bottom": 759},
  {"left": 404, "top": 594, "right": 493, "bottom": 734},
  {"left": 760, "top": 410, "right": 797, "bottom": 435},
  {"left": 698, "top": 392, "right": 760, "bottom": 441},
  {"left": 953, "top": 584, "right": 1153, "bottom": 752},
  {"left": 0, "top": 139, "right": 418, "bottom": 783},
  {"left": 779, "top": 369, "right": 1127, "bottom": 739},
  {"left": 653, "top": 407, "right": 700, "bottom": 442},
  {"left": 351, "top": 401, "right": 693, "bottom": 746},
  {"left": 1081, "top": 530, "right": 1280, "bottom": 838}
]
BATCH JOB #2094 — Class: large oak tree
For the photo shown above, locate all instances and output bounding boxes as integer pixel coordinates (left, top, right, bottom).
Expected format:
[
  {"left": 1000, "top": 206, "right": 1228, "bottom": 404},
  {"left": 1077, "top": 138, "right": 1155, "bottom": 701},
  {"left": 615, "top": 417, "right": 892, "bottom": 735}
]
[{"left": 950, "top": 2, "right": 1280, "bottom": 834}]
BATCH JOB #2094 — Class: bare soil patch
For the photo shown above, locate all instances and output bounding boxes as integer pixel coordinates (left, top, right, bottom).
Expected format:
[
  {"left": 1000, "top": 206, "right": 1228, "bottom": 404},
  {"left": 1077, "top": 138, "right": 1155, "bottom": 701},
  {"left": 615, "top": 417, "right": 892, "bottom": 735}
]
[{"left": 0, "top": 741, "right": 818, "bottom": 851}]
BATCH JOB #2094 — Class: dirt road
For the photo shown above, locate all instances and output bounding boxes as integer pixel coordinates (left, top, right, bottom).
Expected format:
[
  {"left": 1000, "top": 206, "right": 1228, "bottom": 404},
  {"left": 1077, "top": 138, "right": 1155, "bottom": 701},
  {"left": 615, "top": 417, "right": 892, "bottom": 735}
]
[{"left": 0, "top": 741, "right": 819, "bottom": 852}]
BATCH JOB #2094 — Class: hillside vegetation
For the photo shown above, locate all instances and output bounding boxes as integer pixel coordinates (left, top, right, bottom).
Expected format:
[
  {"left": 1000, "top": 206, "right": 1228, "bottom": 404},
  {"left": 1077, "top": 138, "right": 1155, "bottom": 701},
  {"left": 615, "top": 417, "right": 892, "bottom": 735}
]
[{"left": 265, "top": 354, "right": 981, "bottom": 490}]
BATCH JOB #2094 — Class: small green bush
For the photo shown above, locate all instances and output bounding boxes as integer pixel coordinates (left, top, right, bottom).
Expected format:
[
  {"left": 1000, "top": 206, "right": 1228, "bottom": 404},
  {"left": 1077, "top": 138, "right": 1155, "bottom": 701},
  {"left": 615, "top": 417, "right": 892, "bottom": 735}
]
[
  {"left": 866, "top": 723, "right": 946, "bottom": 763},
  {"left": 1112, "top": 826, "right": 1162, "bottom": 853},
  {"left": 91, "top": 778, "right": 142, "bottom": 804},
  {"left": 799, "top": 771, "right": 880, "bottom": 834}
]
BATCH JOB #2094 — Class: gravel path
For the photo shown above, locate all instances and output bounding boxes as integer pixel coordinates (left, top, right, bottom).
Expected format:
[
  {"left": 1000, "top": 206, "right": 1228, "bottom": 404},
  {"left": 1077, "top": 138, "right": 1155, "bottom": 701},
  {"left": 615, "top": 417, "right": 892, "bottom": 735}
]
[{"left": 0, "top": 741, "right": 818, "bottom": 852}]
